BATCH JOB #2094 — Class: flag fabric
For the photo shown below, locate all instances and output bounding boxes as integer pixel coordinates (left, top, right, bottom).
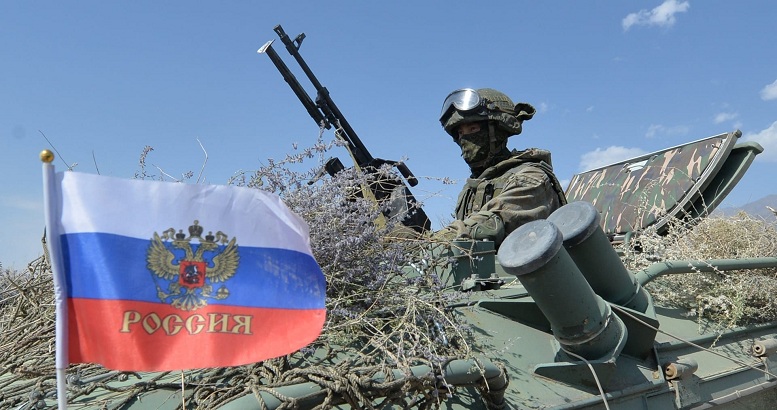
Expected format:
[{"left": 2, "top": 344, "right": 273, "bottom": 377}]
[{"left": 44, "top": 169, "right": 326, "bottom": 372}]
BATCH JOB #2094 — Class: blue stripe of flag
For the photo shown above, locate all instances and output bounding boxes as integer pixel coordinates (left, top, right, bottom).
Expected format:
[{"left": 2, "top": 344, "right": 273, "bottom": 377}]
[{"left": 61, "top": 232, "right": 326, "bottom": 310}]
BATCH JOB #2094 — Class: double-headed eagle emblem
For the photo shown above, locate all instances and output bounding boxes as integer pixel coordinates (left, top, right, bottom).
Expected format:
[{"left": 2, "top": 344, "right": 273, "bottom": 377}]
[{"left": 147, "top": 220, "right": 239, "bottom": 311}]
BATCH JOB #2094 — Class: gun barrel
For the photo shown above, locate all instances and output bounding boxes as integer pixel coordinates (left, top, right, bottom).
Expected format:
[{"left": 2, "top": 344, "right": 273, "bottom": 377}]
[
  {"left": 273, "top": 24, "right": 374, "bottom": 166},
  {"left": 257, "top": 40, "right": 328, "bottom": 128}
]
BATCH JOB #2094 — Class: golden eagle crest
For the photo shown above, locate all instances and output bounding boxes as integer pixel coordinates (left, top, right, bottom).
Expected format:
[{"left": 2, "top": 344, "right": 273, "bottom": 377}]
[{"left": 146, "top": 220, "right": 239, "bottom": 311}]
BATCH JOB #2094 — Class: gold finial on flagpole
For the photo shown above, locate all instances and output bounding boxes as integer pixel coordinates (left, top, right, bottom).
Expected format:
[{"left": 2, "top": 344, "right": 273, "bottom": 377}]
[{"left": 40, "top": 149, "right": 55, "bottom": 163}]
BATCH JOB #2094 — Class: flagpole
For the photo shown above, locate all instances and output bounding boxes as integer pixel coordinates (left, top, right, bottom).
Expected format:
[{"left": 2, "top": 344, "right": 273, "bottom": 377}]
[{"left": 41, "top": 150, "right": 69, "bottom": 409}]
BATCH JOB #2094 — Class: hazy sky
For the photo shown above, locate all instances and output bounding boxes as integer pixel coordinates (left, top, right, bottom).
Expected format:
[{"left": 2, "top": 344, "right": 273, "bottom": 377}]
[{"left": 3, "top": 1, "right": 777, "bottom": 267}]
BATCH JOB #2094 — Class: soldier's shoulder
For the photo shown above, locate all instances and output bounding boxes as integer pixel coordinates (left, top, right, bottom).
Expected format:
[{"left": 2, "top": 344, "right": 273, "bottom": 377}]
[{"left": 510, "top": 148, "right": 553, "bottom": 165}]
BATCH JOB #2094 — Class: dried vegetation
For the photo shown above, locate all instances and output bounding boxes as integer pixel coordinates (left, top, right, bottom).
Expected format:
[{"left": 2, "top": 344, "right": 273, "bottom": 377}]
[
  {"left": 1, "top": 136, "right": 776, "bottom": 407},
  {"left": 620, "top": 211, "right": 777, "bottom": 327},
  {"left": 0, "top": 137, "right": 471, "bottom": 409}
]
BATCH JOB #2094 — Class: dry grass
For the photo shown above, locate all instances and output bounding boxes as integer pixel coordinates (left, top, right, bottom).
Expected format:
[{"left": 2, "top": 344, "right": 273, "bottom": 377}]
[
  {"left": 3, "top": 137, "right": 775, "bottom": 406},
  {"left": 620, "top": 211, "right": 777, "bottom": 326},
  {"left": 0, "top": 144, "right": 471, "bottom": 409}
]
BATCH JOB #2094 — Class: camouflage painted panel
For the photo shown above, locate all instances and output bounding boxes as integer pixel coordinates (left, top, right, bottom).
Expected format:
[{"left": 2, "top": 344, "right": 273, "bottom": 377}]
[{"left": 565, "top": 131, "right": 740, "bottom": 236}]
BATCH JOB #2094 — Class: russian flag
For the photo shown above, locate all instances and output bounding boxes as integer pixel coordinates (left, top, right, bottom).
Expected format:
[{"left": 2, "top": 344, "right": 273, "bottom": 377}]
[{"left": 43, "top": 169, "right": 326, "bottom": 372}]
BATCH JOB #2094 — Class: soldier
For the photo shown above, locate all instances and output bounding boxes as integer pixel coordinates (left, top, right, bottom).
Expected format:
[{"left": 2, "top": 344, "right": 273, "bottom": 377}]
[{"left": 436, "top": 88, "right": 567, "bottom": 249}]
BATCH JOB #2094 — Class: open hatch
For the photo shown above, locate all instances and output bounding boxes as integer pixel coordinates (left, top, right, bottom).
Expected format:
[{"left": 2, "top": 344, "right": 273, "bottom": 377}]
[{"left": 565, "top": 130, "right": 763, "bottom": 242}]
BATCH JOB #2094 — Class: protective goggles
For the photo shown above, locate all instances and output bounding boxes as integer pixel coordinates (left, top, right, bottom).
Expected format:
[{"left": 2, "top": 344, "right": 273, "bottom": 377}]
[
  {"left": 439, "top": 88, "right": 483, "bottom": 121},
  {"left": 438, "top": 88, "right": 515, "bottom": 123}
]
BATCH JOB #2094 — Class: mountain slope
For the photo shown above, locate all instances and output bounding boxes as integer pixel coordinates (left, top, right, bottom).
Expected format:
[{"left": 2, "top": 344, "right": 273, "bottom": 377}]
[{"left": 713, "top": 194, "right": 777, "bottom": 221}]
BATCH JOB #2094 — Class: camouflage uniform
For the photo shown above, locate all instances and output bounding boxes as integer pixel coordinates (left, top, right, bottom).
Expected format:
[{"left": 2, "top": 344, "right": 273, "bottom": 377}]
[
  {"left": 449, "top": 148, "right": 566, "bottom": 247},
  {"left": 437, "top": 88, "right": 567, "bottom": 248}
]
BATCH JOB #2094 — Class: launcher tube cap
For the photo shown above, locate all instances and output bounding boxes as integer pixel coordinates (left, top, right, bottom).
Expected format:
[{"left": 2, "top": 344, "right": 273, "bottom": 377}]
[
  {"left": 547, "top": 201, "right": 601, "bottom": 247},
  {"left": 497, "top": 220, "right": 563, "bottom": 276}
]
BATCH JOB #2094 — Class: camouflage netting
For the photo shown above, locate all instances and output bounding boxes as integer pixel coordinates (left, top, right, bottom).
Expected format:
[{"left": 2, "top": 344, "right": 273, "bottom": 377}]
[{"left": 0, "top": 139, "right": 477, "bottom": 409}]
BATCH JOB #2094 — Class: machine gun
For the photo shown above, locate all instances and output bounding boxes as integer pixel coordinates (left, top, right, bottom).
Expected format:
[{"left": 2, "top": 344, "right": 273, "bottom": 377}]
[{"left": 258, "top": 25, "right": 431, "bottom": 233}]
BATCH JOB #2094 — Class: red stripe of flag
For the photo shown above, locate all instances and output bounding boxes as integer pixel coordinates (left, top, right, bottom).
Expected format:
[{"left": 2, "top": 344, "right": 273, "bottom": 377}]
[{"left": 68, "top": 299, "right": 325, "bottom": 371}]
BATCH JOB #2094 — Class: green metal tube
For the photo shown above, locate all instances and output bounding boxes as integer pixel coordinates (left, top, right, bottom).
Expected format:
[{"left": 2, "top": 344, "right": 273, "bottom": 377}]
[
  {"left": 664, "top": 358, "right": 698, "bottom": 380},
  {"left": 548, "top": 201, "right": 649, "bottom": 312},
  {"left": 498, "top": 220, "right": 624, "bottom": 359},
  {"left": 635, "top": 257, "right": 777, "bottom": 286},
  {"left": 218, "top": 358, "right": 505, "bottom": 409}
]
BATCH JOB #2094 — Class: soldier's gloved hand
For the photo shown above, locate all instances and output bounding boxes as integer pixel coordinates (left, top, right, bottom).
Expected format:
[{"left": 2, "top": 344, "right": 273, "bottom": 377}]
[
  {"left": 430, "top": 220, "right": 472, "bottom": 245},
  {"left": 450, "top": 220, "right": 472, "bottom": 239},
  {"left": 462, "top": 212, "right": 506, "bottom": 244},
  {"left": 430, "top": 225, "right": 456, "bottom": 244}
]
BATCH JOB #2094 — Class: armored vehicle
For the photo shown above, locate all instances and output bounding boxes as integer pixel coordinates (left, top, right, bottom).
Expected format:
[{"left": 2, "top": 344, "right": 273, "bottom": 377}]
[{"left": 2, "top": 26, "right": 776, "bottom": 409}]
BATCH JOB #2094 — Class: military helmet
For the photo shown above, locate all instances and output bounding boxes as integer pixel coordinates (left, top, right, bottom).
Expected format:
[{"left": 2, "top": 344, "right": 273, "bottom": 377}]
[{"left": 439, "top": 88, "right": 536, "bottom": 139}]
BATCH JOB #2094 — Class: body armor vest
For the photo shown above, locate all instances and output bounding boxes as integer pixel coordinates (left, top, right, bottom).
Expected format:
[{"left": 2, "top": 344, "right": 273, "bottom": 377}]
[{"left": 455, "top": 150, "right": 567, "bottom": 221}]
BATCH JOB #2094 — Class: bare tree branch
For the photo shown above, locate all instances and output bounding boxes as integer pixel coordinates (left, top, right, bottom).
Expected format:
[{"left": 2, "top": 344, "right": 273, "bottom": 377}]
[{"left": 196, "top": 138, "right": 208, "bottom": 184}]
